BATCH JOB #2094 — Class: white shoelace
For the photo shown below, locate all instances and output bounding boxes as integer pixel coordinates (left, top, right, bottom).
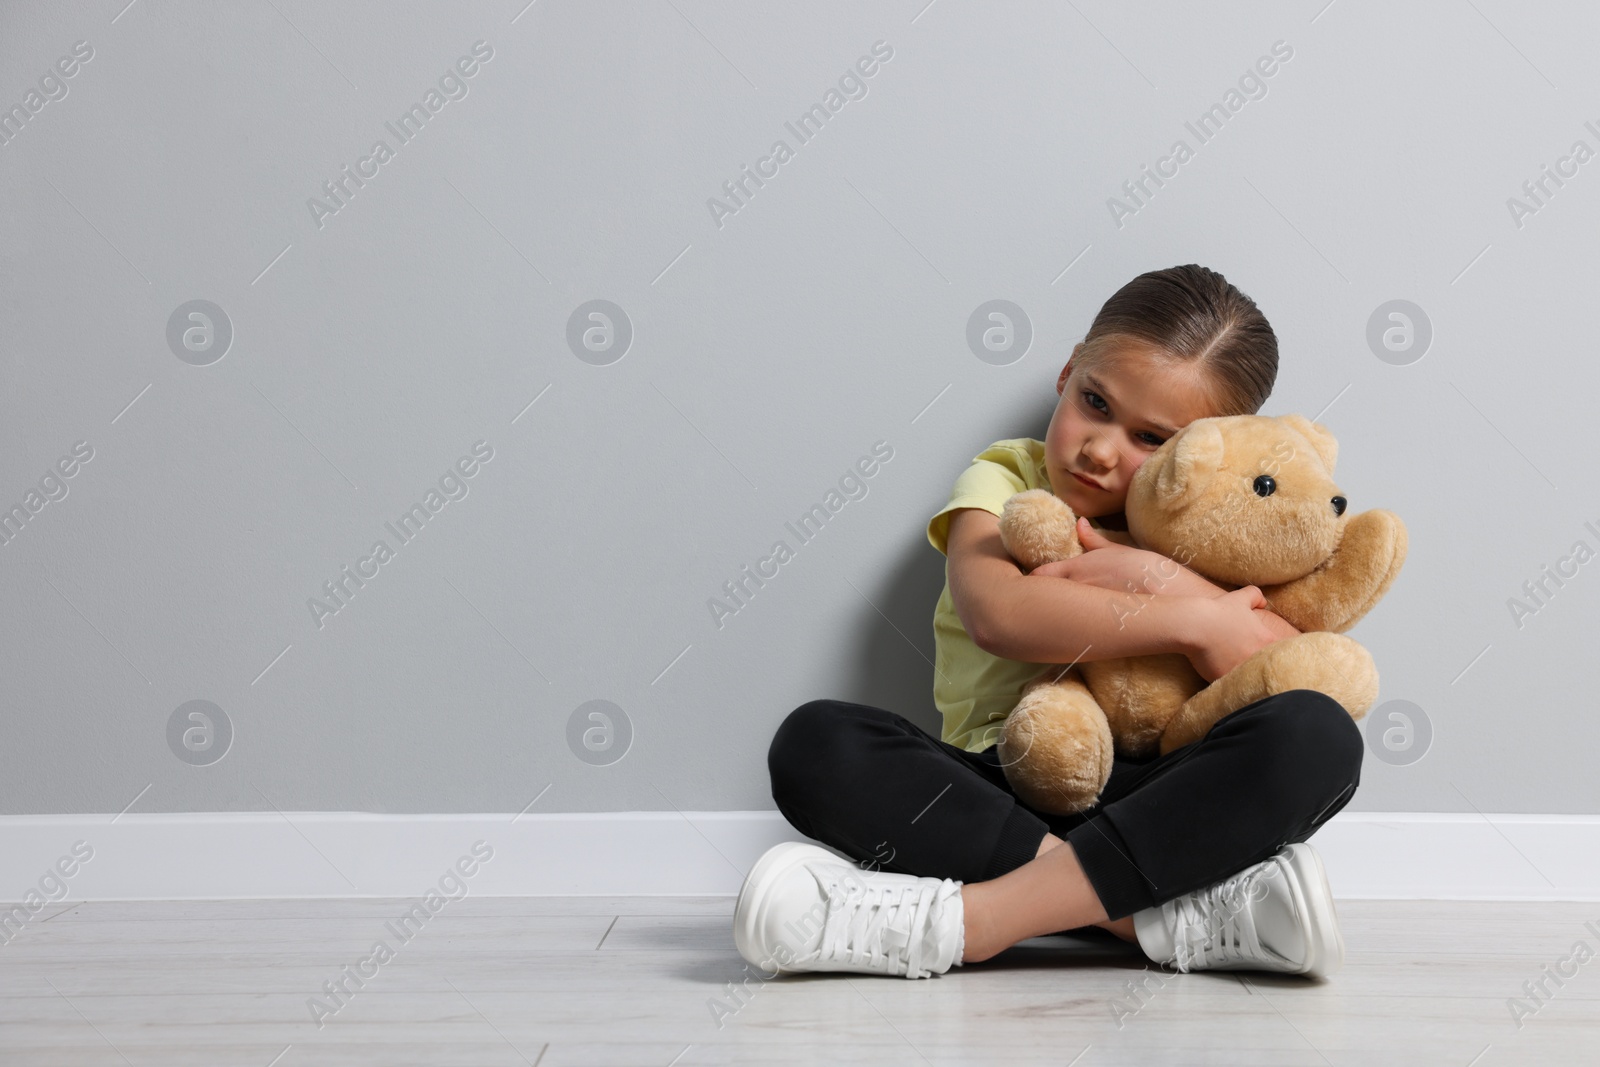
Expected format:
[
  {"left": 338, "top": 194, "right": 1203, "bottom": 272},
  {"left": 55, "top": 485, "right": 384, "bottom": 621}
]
[
  {"left": 1168, "top": 863, "right": 1274, "bottom": 972},
  {"left": 814, "top": 877, "right": 942, "bottom": 978}
]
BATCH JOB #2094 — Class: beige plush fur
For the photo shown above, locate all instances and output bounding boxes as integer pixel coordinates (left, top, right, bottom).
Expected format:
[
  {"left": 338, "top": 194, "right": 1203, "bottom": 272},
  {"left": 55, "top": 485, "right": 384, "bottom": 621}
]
[{"left": 994, "top": 413, "right": 1408, "bottom": 815}]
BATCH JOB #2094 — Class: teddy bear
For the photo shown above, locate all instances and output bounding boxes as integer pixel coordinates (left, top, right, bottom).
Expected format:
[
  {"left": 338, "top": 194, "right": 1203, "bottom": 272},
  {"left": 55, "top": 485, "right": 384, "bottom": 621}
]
[{"left": 992, "top": 413, "right": 1408, "bottom": 815}]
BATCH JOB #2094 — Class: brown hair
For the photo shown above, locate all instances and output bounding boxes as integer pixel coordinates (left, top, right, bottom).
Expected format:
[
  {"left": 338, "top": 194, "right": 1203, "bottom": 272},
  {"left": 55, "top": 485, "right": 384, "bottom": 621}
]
[{"left": 1071, "top": 264, "right": 1278, "bottom": 417}]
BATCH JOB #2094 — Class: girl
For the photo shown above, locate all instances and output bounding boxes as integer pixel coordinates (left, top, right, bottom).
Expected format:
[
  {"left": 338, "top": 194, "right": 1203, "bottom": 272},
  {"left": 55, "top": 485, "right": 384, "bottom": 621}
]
[{"left": 734, "top": 265, "right": 1363, "bottom": 980}]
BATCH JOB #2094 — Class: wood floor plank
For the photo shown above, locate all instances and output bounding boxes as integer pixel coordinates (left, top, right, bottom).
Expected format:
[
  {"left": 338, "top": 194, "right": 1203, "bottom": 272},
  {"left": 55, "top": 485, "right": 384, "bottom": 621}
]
[{"left": 0, "top": 896, "right": 1594, "bottom": 1065}]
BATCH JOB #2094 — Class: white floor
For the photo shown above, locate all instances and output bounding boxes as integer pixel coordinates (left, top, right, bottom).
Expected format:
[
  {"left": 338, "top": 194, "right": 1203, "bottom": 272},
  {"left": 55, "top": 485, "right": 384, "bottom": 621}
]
[{"left": 1, "top": 895, "right": 1595, "bottom": 1065}]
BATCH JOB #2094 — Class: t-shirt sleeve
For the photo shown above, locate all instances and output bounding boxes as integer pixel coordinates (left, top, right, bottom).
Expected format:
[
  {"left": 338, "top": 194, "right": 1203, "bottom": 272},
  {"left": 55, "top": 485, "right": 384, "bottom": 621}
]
[{"left": 926, "top": 441, "right": 1034, "bottom": 556}]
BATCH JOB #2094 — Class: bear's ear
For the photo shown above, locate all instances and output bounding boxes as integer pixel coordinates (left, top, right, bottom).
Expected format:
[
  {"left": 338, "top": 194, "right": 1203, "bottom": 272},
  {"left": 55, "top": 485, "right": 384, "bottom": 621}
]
[
  {"left": 1277, "top": 414, "right": 1338, "bottom": 474},
  {"left": 1152, "top": 418, "right": 1225, "bottom": 511}
]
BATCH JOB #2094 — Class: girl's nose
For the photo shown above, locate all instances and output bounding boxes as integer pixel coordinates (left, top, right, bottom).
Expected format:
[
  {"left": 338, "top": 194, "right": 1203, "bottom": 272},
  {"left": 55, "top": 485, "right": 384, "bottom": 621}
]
[{"left": 1082, "top": 440, "right": 1118, "bottom": 471}]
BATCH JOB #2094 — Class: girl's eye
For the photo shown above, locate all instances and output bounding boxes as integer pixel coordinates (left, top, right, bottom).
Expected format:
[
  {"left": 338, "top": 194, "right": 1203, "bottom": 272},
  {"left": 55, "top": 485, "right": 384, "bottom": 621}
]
[{"left": 1083, "top": 391, "right": 1165, "bottom": 447}]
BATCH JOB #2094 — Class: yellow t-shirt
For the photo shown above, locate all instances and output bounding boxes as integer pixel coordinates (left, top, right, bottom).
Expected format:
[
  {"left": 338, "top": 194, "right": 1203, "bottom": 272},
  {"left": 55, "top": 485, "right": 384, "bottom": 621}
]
[{"left": 926, "top": 438, "right": 1119, "bottom": 753}]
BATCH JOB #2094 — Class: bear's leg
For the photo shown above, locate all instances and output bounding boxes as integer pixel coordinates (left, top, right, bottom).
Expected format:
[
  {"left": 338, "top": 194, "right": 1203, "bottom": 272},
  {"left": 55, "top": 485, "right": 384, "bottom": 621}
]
[
  {"left": 997, "top": 669, "right": 1115, "bottom": 815},
  {"left": 1157, "top": 632, "right": 1377, "bottom": 755}
]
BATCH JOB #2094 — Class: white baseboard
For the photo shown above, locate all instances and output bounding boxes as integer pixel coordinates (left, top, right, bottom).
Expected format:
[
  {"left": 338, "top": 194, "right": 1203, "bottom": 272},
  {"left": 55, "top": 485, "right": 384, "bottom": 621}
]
[{"left": 1, "top": 811, "right": 1597, "bottom": 902}]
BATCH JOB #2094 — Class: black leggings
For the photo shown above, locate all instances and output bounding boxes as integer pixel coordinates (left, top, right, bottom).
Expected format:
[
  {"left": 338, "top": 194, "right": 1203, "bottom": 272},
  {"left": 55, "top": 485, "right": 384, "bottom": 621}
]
[{"left": 767, "top": 689, "right": 1363, "bottom": 921}]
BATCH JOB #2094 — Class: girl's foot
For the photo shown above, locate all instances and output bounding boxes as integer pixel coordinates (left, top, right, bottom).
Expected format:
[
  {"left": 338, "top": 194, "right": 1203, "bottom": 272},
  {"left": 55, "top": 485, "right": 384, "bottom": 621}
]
[
  {"left": 733, "top": 842, "right": 965, "bottom": 979},
  {"left": 1130, "top": 842, "right": 1345, "bottom": 978}
]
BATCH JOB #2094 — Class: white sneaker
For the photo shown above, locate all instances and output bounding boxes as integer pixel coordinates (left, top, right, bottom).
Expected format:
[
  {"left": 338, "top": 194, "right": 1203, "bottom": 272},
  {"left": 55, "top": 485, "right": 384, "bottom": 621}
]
[
  {"left": 1131, "top": 842, "right": 1345, "bottom": 978},
  {"left": 732, "top": 841, "right": 965, "bottom": 979}
]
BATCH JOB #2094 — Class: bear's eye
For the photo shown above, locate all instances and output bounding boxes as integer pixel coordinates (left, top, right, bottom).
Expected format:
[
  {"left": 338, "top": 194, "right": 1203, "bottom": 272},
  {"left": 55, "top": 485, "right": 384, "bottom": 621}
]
[{"left": 1253, "top": 475, "right": 1276, "bottom": 497}]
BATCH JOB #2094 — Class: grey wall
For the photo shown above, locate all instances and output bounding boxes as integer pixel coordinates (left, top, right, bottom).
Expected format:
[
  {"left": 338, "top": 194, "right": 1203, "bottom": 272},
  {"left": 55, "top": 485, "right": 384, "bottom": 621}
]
[{"left": 1, "top": 0, "right": 1594, "bottom": 818}]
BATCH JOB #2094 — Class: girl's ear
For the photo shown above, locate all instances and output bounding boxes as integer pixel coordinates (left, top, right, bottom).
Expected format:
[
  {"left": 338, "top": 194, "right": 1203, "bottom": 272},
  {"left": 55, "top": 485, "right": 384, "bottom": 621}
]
[
  {"left": 1150, "top": 418, "right": 1225, "bottom": 511},
  {"left": 1058, "top": 347, "right": 1082, "bottom": 391},
  {"left": 1277, "top": 414, "right": 1338, "bottom": 473}
]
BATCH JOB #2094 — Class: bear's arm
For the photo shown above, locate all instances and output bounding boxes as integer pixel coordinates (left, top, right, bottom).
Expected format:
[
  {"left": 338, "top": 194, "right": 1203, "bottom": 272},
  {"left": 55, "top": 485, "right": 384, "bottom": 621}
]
[{"left": 1260, "top": 509, "right": 1408, "bottom": 633}]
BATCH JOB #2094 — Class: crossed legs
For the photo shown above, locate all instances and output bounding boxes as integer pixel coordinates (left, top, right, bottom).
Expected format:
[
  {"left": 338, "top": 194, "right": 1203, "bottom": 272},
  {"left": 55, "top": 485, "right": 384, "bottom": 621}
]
[{"left": 767, "top": 691, "right": 1364, "bottom": 964}]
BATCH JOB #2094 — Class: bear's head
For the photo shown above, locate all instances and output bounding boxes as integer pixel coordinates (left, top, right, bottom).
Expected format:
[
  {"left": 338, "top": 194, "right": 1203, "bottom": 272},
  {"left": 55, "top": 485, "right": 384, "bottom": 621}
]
[{"left": 1124, "top": 413, "right": 1348, "bottom": 586}]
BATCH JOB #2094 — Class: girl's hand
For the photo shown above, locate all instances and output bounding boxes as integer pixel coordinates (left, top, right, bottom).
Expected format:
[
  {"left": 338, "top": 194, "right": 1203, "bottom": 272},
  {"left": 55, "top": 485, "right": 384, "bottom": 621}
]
[
  {"left": 1030, "top": 517, "right": 1212, "bottom": 597},
  {"left": 1184, "top": 585, "right": 1288, "bottom": 683}
]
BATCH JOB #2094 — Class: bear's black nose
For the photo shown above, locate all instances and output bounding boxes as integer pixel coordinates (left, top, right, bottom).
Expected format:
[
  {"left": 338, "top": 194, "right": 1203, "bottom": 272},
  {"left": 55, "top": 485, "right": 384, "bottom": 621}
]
[{"left": 1331, "top": 495, "right": 1347, "bottom": 516}]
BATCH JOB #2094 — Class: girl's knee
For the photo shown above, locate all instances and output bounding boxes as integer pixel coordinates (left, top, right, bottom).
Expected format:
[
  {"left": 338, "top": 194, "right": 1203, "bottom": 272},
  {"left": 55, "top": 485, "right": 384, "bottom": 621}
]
[
  {"left": 768, "top": 700, "right": 853, "bottom": 798},
  {"left": 1246, "top": 689, "right": 1364, "bottom": 791},
  {"left": 771, "top": 699, "right": 839, "bottom": 758}
]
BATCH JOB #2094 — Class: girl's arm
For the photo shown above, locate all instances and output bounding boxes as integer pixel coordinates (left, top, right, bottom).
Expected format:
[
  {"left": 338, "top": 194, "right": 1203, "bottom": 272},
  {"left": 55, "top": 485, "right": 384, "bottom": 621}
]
[
  {"left": 947, "top": 507, "right": 1287, "bottom": 677},
  {"left": 947, "top": 507, "right": 1209, "bottom": 664},
  {"left": 1029, "top": 519, "right": 1304, "bottom": 644},
  {"left": 1031, "top": 519, "right": 1231, "bottom": 599}
]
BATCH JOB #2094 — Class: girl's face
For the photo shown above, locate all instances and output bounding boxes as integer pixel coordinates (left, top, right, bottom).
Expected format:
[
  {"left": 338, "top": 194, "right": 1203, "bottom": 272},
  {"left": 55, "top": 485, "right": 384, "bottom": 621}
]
[{"left": 1043, "top": 343, "right": 1221, "bottom": 519}]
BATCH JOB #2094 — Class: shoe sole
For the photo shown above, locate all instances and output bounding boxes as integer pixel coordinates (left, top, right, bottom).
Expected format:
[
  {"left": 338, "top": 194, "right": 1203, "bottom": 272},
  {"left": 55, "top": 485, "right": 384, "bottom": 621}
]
[
  {"left": 1282, "top": 842, "right": 1345, "bottom": 978},
  {"left": 732, "top": 841, "right": 832, "bottom": 975}
]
